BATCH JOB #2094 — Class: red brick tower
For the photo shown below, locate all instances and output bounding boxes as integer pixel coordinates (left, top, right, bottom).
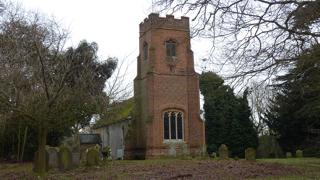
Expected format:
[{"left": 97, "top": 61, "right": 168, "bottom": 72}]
[{"left": 125, "top": 13, "right": 205, "bottom": 159}]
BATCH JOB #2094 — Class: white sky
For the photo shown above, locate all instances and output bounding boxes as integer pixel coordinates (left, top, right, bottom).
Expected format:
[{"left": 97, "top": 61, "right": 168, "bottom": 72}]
[
  {"left": 17, "top": 0, "right": 209, "bottom": 76},
  {"left": 11, "top": 0, "right": 212, "bottom": 108}
]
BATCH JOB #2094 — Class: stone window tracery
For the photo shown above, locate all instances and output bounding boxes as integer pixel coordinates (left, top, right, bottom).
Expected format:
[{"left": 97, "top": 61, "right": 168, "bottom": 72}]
[{"left": 163, "top": 111, "right": 183, "bottom": 140}]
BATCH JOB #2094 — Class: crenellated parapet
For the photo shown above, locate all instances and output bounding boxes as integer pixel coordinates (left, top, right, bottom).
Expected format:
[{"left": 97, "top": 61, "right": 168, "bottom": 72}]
[{"left": 139, "top": 13, "right": 189, "bottom": 35}]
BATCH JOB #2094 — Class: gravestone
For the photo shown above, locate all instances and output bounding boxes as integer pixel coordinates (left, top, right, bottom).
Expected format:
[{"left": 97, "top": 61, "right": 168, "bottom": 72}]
[
  {"left": 58, "top": 145, "right": 72, "bottom": 170},
  {"left": 218, "top": 144, "right": 229, "bottom": 159},
  {"left": 168, "top": 143, "right": 176, "bottom": 157},
  {"left": 181, "top": 143, "right": 189, "bottom": 156},
  {"left": 296, "top": 150, "right": 303, "bottom": 158},
  {"left": 71, "top": 152, "right": 80, "bottom": 167},
  {"left": 286, "top": 152, "right": 292, "bottom": 158},
  {"left": 46, "top": 146, "right": 58, "bottom": 169},
  {"left": 245, "top": 148, "right": 256, "bottom": 160},
  {"left": 86, "top": 147, "right": 101, "bottom": 166}
]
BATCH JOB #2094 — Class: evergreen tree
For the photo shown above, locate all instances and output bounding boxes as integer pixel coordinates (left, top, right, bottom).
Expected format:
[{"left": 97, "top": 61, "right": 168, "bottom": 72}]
[
  {"left": 265, "top": 45, "right": 320, "bottom": 152},
  {"left": 200, "top": 72, "right": 258, "bottom": 157}
]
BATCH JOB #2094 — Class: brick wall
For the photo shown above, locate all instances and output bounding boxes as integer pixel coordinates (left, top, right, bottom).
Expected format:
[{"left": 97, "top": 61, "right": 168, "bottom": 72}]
[{"left": 125, "top": 13, "right": 205, "bottom": 159}]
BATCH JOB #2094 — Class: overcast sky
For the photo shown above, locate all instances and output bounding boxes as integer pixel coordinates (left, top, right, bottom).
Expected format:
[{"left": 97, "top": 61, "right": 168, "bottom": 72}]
[{"left": 12, "top": 0, "right": 211, "bottom": 101}]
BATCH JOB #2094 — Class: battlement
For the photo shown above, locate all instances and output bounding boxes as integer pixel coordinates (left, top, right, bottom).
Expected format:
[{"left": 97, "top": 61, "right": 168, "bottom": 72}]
[{"left": 140, "top": 13, "right": 189, "bottom": 34}]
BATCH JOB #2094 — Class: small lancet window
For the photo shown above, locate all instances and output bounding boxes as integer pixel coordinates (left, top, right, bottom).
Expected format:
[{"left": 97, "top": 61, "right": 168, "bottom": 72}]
[
  {"left": 165, "top": 40, "right": 176, "bottom": 58},
  {"left": 143, "top": 42, "right": 148, "bottom": 60}
]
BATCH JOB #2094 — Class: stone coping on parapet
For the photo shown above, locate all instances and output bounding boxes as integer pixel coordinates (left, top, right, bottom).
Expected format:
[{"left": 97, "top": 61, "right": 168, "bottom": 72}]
[{"left": 140, "top": 13, "right": 189, "bottom": 33}]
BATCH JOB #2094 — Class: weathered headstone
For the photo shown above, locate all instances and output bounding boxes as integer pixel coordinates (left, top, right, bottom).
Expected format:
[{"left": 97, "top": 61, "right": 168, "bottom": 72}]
[
  {"left": 46, "top": 146, "right": 58, "bottom": 169},
  {"left": 86, "top": 147, "right": 101, "bottom": 166},
  {"left": 218, "top": 144, "right": 229, "bottom": 159},
  {"left": 168, "top": 143, "right": 176, "bottom": 157},
  {"left": 181, "top": 143, "right": 189, "bottom": 156},
  {"left": 286, "top": 152, "right": 292, "bottom": 158},
  {"left": 71, "top": 152, "right": 80, "bottom": 167},
  {"left": 296, "top": 150, "right": 303, "bottom": 158},
  {"left": 58, "top": 145, "right": 72, "bottom": 170},
  {"left": 245, "top": 148, "right": 256, "bottom": 160}
]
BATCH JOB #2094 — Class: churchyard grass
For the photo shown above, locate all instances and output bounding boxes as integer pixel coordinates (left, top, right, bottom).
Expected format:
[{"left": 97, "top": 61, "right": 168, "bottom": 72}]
[{"left": 255, "top": 158, "right": 320, "bottom": 179}]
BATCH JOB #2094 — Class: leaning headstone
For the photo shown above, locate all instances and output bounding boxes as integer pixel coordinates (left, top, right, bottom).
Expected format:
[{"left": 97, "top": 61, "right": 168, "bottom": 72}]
[
  {"left": 286, "top": 152, "right": 292, "bottom": 158},
  {"left": 86, "top": 147, "right": 101, "bottom": 166},
  {"left": 58, "top": 145, "right": 72, "bottom": 170},
  {"left": 46, "top": 146, "right": 58, "bottom": 169},
  {"left": 218, "top": 144, "right": 229, "bottom": 159},
  {"left": 168, "top": 143, "right": 176, "bottom": 157},
  {"left": 296, "top": 150, "right": 303, "bottom": 158},
  {"left": 245, "top": 148, "right": 256, "bottom": 160}
]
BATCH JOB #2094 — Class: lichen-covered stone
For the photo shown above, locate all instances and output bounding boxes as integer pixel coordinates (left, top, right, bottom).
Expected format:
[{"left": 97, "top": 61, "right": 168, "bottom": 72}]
[
  {"left": 86, "top": 147, "right": 101, "bottom": 166},
  {"left": 58, "top": 145, "right": 72, "bottom": 170},
  {"left": 296, "top": 150, "right": 303, "bottom": 158},
  {"left": 245, "top": 148, "right": 256, "bottom": 160},
  {"left": 218, "top": 144, "right": 229, "bottom": 159},
  {"left": 286, "top": 152, "right": 292, "bottom": 158}
]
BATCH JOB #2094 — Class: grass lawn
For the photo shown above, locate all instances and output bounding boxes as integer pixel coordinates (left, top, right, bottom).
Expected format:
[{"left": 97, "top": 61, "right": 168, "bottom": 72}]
[
  {"left": 0, "top": 157, "right": 319, "bottom": 179},
  {"left": 256, "top": 158, "right": 320, "bottom": 179}
]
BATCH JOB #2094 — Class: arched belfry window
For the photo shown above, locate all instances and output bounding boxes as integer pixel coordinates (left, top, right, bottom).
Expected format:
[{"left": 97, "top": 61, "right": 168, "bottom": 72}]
[
  {"left": 143, "top": 42, "right": 148, "bottom": 60},
  {"left": 165, "top": 40, "right": 176, "bottom": 58},
  {"left": 164, "top": 111, "right": 183, "bottom": 140}
]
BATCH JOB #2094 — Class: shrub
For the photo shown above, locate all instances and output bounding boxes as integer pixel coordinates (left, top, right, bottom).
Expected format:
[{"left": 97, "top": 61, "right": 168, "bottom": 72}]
[
  {"left": 101, "top": 146, "right": 111, "bottom": 159},
  {"left": 245, "top": 148, "right": 256, "bottom": 160}
]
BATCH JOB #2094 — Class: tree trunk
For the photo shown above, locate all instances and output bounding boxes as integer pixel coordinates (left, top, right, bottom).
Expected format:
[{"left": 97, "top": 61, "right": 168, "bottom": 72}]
[
  {"left": 33, "top": 127, "right": 48, "bottom": 174},
  {"left": 20, "top": 126, "right": 28, "bottom": 162},
  {"left": 17, "top": 123, "right": 21, "bottom": 162}
]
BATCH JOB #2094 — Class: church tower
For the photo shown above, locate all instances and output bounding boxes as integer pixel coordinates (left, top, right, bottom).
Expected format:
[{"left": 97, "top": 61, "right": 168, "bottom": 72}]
[{"left": 125, "top": 13, "right": 205, "bottom": 158}]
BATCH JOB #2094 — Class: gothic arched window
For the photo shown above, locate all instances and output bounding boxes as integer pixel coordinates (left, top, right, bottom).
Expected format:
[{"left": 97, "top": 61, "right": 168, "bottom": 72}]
[
  {"left": 164, "top": 111, "right": 183, "bottom": 140},
  {"left": 165, "top": 40, "right": 176, "bottom": 58}
]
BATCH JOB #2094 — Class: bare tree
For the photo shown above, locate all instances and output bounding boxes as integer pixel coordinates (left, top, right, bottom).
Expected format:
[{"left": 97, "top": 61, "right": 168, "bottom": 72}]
[
  {"left": 247, "top": 81, "right": 274, "bottom": 135},
  {"left": 154, "top": 0, "right": 320, "bottom": 84},
  {"left": 0, "top": 3, "right": 116, "bottom": 173},
  {"left": 105, "top": 57, "right": 133, "bottom": 104}
]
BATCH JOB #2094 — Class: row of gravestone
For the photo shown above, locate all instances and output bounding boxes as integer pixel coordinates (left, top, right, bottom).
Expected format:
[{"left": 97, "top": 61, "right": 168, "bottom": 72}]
[
  {"left": 286, "top": 150, "right": 304, "bottom": 158},
  {"left": 45, "top": 145, "right": 102, "bottom": 171},
  {"left": 212, "top": 144, "right": 257, "bottom": 160}
]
